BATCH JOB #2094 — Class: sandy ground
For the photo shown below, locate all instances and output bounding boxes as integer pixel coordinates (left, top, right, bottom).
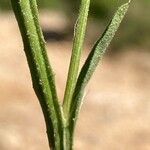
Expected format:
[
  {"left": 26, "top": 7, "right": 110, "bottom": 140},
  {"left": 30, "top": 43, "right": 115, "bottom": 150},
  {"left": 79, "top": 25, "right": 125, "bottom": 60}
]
[{"left": 1, "top": 12, "right": 150, "bottom": 150}]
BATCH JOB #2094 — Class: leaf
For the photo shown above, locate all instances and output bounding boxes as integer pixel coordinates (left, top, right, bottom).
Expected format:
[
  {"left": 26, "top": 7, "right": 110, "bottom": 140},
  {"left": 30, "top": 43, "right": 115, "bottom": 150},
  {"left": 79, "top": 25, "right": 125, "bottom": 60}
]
[
  {"left": 69, "top": 0, "right": 131, "bottom": 133},
  {"left": 63, "top": 0, "right": 91, "bottom": 119}
]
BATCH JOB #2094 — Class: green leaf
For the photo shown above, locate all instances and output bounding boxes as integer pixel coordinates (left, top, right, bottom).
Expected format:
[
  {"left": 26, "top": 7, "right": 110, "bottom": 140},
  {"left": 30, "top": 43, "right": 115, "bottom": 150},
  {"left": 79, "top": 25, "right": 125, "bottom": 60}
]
[
  {"left": 63, "top": 0, "right": 91, "bottom": 120},
  {"left": 69, "top": 0, "right": 131, "bottom": 134}
]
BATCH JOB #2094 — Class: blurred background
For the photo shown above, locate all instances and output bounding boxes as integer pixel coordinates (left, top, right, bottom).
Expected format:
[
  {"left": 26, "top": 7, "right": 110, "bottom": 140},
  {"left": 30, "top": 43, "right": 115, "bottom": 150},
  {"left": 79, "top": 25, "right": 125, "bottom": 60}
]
[{"left": 0, "top": 0, "right": 150, "bottom": 149}]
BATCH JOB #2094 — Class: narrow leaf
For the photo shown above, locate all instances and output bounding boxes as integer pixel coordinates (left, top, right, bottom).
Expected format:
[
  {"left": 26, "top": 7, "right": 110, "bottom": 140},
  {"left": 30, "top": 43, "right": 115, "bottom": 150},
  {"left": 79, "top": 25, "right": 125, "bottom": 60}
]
[
  {"left": 69, "top": 0, "right": 131, "bottom": 133},
  {"left": 63, "top": 0, "right": 91, "bottom": 119}
]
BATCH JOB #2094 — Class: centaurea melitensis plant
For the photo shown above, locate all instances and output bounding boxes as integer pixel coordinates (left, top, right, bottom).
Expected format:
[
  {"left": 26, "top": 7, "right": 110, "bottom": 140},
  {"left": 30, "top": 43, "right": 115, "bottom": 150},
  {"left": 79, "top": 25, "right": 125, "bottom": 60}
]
[{"left": 11, "top": 0, "right": 131, "bottom": 149}]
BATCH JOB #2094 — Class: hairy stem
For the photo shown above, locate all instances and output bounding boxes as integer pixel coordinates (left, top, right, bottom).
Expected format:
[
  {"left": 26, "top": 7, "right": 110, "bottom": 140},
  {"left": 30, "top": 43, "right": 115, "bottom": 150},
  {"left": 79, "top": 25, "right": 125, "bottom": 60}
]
[{"left": 11, "top": 0, "right": 64, "bottom": 149}]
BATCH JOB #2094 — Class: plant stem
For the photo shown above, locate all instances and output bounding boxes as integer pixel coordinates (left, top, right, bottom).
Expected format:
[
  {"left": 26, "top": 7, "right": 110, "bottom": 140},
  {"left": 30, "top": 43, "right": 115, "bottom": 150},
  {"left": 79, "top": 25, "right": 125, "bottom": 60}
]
[
  {"left": 63, "top": 0, "right": 90, "bottom": 120},
  {"left": 11, "top": 0, "right": 64, "bottom": 149}
]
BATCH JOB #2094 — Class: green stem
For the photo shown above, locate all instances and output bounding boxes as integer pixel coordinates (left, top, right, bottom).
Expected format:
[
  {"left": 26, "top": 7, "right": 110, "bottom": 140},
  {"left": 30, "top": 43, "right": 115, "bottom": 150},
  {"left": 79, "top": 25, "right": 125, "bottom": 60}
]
[
  {"left": 11, "top": 0, "right": 64, "bottom": 149},
  {"left": 63, "top": 0, "right": 90, "bottom": 120}
]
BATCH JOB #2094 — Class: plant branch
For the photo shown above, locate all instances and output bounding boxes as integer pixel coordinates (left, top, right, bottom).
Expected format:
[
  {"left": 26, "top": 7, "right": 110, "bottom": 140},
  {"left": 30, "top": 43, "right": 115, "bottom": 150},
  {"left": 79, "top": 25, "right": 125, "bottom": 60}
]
[{"left": 11, "top": 0, "right": 64, "bottom": 149}]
